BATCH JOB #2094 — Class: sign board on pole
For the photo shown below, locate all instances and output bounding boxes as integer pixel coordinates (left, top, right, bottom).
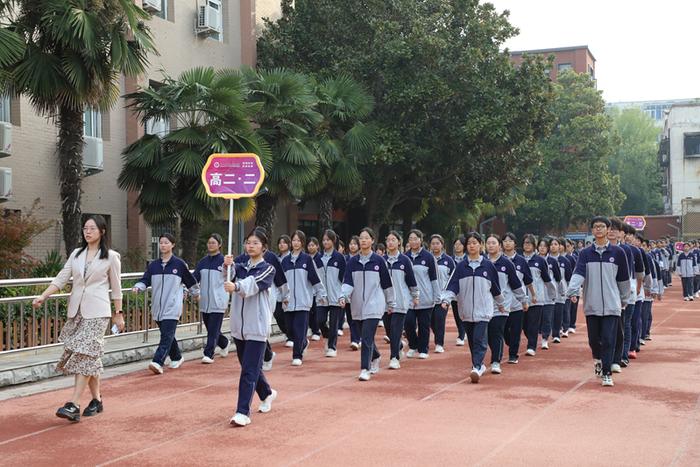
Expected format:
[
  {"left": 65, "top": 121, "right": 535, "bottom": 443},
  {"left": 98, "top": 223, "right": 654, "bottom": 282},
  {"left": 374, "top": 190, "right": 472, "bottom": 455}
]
[
  {"left": 201, "top": 153, "right": 265, "bottom": 199},
  {"left": 675, "top": 241, "right": 685, "bottom": 252},
  {"left": 623, "top": 216, "right": 646, "bottom": 231}
]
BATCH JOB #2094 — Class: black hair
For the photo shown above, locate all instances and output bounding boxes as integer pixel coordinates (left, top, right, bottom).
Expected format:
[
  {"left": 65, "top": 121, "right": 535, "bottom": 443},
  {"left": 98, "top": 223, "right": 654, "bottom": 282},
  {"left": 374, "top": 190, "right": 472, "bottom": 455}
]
[
  {"left": 78, "top": 215, "right": 110, "bottom": 260},
  {"left": 408, "top": 229, "right": 424, "bottom": 241},
  {"left": 624, "top": 223, "right": 637, "bottom": 235},
  {"left": 537, "top": 237, "right": 551, "bottom": 252},
  {"left": 348, "top": 235, "right": 360, "bottom": 250},
  {"left": 307, "top": 236, "right": 320, "bottom": 246},
  {"left": 278, "top": 234, "right": 291, "bottom": 246},
  {"left": 503, "top": 232, "right": 517, "bottom": 243},
  {"left": 208, "top": 233, "right": 223, "bottom": 246},
  {"left": 429, "top": 234, "right": 445, "bottom": 246},
  {"left": 375, "top": 242, "right": 386, "bottom": 252},
  {"left": 387, "top": 230, "right": 403, "bottom": 244},
  {"left": 322, "top": 229, "right": 338, "bottom": 248},
  {"left": 523, "top": 234, "right": 538, "bottom": 248},
  {"left": 486, "top": 233, "right": 502, "bottom": 246},
  {"left": 464, "top": 231, "right": 483, "bottom": 244},
  {"left": 292, "top": 230, "right": 307, "bottom": 247},
  {"left": 590, "top": 216, "right": 611, "bottom": 228},
  {"left": 247, "top": 228, "right": 268, "bottom": 248},
  {"left": 159, "top": 232, "right": 176, "bottom": 244},
  {"left": 359, "top": 227, "right": 376, "bottom": 241}
]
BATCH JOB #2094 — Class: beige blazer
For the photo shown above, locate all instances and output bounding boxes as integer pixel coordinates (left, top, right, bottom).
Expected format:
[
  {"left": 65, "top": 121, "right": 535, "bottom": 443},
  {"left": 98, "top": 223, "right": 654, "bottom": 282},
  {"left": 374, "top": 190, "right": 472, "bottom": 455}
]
[{"left": 51, "top": 248, "right": 123, "bottom": 319}]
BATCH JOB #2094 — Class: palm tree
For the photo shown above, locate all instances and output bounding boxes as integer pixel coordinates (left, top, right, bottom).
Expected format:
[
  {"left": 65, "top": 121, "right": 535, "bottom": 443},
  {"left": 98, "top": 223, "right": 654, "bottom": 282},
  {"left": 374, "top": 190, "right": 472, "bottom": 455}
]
[
  {"left": 118, "top": 67, "right": 269, "bottom": 264},
  {"left": 240, "top": 67, "right": 322, "bottom": 238},
  {"left": 0, "top": 0, "right": 156, "bottom": 255},
  {"left": 309, "top": 75, "right": 375, "bottom": 231}
]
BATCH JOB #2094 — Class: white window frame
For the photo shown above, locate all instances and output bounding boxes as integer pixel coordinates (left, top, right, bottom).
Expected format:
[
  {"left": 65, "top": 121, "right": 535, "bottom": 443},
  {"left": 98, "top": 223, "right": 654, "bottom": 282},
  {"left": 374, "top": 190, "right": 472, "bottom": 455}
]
[
  {"left": 145, "top": 117, "right": 170, "bottom": 137},
  {"left": 557, "top": 63, "right": 573, "bottom": 72},
  {"left": 155, "top": 0, "right": 168, "bottom": 20},
  {"left": 0, "top": 95, "right": 10, "bottom": 123},
  {"left": 83, "top": 107, "right": 102, "bottom": 139}
]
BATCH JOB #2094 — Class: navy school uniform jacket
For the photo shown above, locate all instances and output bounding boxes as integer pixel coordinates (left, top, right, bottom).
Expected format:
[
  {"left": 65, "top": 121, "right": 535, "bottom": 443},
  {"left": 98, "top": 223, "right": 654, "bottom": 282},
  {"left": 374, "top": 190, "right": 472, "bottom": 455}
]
[
  {"left": 409, "top": 248, "right": 440, "bottom": 309},
  {"left": 490, "top": 254, "right": 527, "bottom": 315},
  {"left": 524, "top": 253, "right": 557, "bottom": 305},
  {"left": 631, "top": 245, "right": 650, "bottom": 301},
  {"left": 644, "top": 252, "right": 659, "bottom": 300},
  {"left": 452, "top": 254, "right": 466, "bottom": 264},
  {"left": 281, "top": 252, "right": 326, "bottom": 311},
  {"left": 551, "top": 254, "right": 571, "bottom": 304},
  {"left": 385, "top": 252, "right": 419, "bottom": 313},
  {"left": 236, "top": 250, "right": 288, "bottom": 302},
  {"left": 341, "top": 252, "right": 396, "bottom": 320},
  {"left": 566, "top": 242, "right": 631, "bottom": 317},
  {"left": 434, "top": 253, "right": 456, "bottom": 299},
  {"left": 544, "top": 255, "right": 563, "bottom": 305},
  {"left": 441, "top": 256, "right": 504, "bottom": 323},
  {"left": 314, "top": 250, "right": 346, "bottom": 307},
  {"left": 227, "top": 260, "right": 276, "bottom": 342},
  {"left": 193, "top": 253, "right": 228, "bottom": 313},
  {"left": 677, "top": 252, "right": 696, "bottom": 278},
  {"left": 134, "top": 255, "right": 197, "bottom": 321},
  {"left": 505, "top": 252, "right": 534, "bottom": 311}
]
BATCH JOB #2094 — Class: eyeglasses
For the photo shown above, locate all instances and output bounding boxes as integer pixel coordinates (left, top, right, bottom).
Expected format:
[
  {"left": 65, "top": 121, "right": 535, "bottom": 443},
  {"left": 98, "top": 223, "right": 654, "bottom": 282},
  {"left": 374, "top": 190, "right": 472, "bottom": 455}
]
[{"left": 592, "top": 224, "right": 607, "bottom": 230}]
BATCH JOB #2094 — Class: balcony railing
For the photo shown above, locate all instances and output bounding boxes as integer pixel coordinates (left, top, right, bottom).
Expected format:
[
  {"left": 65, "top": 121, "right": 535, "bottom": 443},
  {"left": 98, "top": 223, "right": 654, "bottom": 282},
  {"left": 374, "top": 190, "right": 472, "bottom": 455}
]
[{"left": 0, "top": 273, "right": 203, "bottom": 353}]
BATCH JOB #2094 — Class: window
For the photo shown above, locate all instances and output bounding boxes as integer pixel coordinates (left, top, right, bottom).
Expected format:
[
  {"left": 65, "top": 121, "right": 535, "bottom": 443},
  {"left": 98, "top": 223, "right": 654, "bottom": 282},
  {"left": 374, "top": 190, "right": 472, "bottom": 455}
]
[
  {"left": 557, "top": 63, "right": 573, "bottom": 73},
  {"left": 588, "top": 64, "right": 595, "bottom": 79},
  {"left": 684, "top": 133, "right": 700, "bottom": 158},
  {"left": 208, "top": 0, "right": 223, "bottom": 42},
  {"left": 145, "top": 117, "right": 170, "bottom": 136},
  {"left": 84, "top": 107, "right": 102, "bottom": 138},
  {"left": 0, "top": 95, "right": 10, "bottom": 123},
  {"left": 155, "top": 0, "right": 167, "bottom": 19}
]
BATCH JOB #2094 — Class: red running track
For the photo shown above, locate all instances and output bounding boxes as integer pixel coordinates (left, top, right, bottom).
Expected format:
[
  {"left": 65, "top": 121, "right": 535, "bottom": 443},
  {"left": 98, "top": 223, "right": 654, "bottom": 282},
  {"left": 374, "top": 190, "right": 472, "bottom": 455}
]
[{"left": 1, "top": 285, "right": 699, "bottom": 466}]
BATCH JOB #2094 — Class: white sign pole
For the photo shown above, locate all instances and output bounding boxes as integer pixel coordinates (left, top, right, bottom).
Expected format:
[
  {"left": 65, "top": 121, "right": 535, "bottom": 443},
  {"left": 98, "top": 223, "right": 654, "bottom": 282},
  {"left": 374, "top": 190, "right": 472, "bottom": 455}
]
[{"left": 227, "top": 198, "right": 234, "bottom": 281}]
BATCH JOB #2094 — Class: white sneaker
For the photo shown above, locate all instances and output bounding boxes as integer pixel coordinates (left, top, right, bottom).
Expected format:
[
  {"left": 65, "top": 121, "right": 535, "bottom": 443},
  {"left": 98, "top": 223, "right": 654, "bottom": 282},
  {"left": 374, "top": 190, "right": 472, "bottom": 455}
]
[
  {"left": 337, "top": 329, "right": 344, "bottom": 336},
  {"left": 230, "top": 412, "right": 251, "bottom": 426},
  {"left": 567, "top": 327, "right": 576, "bottom": 334},
  {"left": 389, "top": 358, "right": 401, "bottom": 369},
  {"left": 383, "top": 335, "right": 391, "bottom": 344},
  {"left": 470, "top": 367, "right": 480, "bottom": 383},
  {"left": 201, "top": 356, "right": 214, "bottom": 364},
  {"left": 418, "top": 353, "right": 429, "bottom": 359},
  {"left": 378, "top": 320, "right": 384, "bottom": 327},
  {"left": 370, "top": 357, "right": 381, "bottom": 374},
  {"left": 553, "top": 337, "right": 561, "bottom": 344},
  {"left": 406, "top": 349, "right": 417, "bottom": 358},
  {"left": 478, "top": 364, "right": 486, "bottom": 376},
  {"left": 350, "top": 342, "right": 360, "bottom": 351},
  {"left": 285, "top": 340, "right": 294, "bottom": 348},
  {"left": 435, "top": 345, "right": 445, "bottom": 353},
  {"left": 148, "top": 361, "right": 164, "bottom": 374},
  {"left": 491, "top": 362, "right": 502, "bottom": 374},
  {"left": 311, "top": 334, "right": 321, "bottom": 341},
  {"left": 611, "top": 363, "right": 622, "bottom": 373},
  {"left": 455, "top": 338, "right": 465, "bottom": 346},
  {"left": 601, "top": 374, "right": 614, "bottom": 387},
  {"left": 526, "top": 349, "right": 536, "bottom": 357},
  {"left": 541, "top": 340, "right": 549, "bottom": 350},
  {"left": 262, "top": 352, "right": 276, "bottom": 372},
  {"left": 358, "top": 369, "right": 371, "bottom": 381},
  {"left": 343, "top": 322, "right": 350, "bottom": 329},
  {"left": 562, "top": 331, "right": 569, "bottom": 338},
  {"left": 219, "top": 343, "right": 230, "bottom": 358},
  {"left": 258, "top": 389, "right": 277, "bottom": 413},
  {"left": 325, "top": 349, "right": 337, "bottom": 358},
  {"left": 684, "top": 297, "right": 689, "bottom": 301},
  {"left": 291, "top": 358, "right": 302, "bottom": 366},
  {"left": 169, "top": 358, "right": 184, "bottom": 369}
]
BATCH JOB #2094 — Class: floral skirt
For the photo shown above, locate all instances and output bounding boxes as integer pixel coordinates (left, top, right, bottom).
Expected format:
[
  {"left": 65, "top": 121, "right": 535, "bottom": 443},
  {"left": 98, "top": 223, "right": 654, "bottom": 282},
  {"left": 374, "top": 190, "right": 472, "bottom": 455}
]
[{"left": 56, "top": 311, "right": 110, "bottom": 376}]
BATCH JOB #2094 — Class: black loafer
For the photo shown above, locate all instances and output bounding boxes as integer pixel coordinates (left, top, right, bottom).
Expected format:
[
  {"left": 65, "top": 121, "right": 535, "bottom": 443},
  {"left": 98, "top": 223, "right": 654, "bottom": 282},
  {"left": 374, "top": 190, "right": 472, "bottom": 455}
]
[
  {"left": 56, "top": 402, "right": 81, "bottom": 422},
  {"left": 82, "top": 398, "right": 103, "bottom": 417}
]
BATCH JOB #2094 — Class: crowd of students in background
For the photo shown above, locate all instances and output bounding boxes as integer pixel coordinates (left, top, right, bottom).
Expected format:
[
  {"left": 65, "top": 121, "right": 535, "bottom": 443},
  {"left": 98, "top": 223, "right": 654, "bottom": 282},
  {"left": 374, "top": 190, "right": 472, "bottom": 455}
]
[{"left": 127, "top": 218, "right": 687, "bottom": 426}]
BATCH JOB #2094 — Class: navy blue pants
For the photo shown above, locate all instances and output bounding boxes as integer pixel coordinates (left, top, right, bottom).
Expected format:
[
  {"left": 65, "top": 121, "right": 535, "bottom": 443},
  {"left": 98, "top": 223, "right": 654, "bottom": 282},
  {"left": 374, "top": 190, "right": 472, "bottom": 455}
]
[
  {"left": 201, "top": 312, "right": 229, "bottom": 358},
  {"left": 681, "top": 276, "right": 694, "bottom": 297},
  {"left": 561, "top": 299, "right": 571, "bottom": 331},
  {"left": 317, "top": 306, "right": 342, "bottom": 350},
  {"left": 387, "top": 312, "right": 407, "bottom": 359},
  {"left": 504, "top": 310, "right": 524, "bottom": 360},
  {"left": 285, "top": 310, "right": 309, "bottom": 360},
  {"left": 153, "top": 319, "right": 181, "bottom": 365},
  {"left": 404, "top": 307, "right": 432, "bottom": 354},
  {"left": 642, "top": 301, "right": 652, "bottom": 338},
  {"left": 340, "top": 305, "right": 361, "bottom": 344},
  {"left": 631, "top": 300, "right": 643, "bottom": 352},
  {"left": 488, "top": 315, "right": 508, "bottom": 364},
  {"left": 431, "top": 304, "right": 447, "bottom": 347},
  {"left": 464, "top": 321, "right": 488, "bottom": 369},
  {"left": 452, "top": 302, "right": 465, "bottom": 340},
  {"left": 622, "top": 303, "right": 634, "bottom": 360},
  {"left": 586, "top": 315, "right": 618, "bottom": 376},
  {"left": 552, "top": 302, "right": 565, "bottom": 339},
  {"left": 273, "top": 302, "right": 288, "bottom": 336},
  {"left": 309, "top": 299, "right": 320, "bottom": 336},
  {"left": 695, "top": 276, "right": 700, "bottom": 293},
  {"left": 525, "top": 305, "right": 543, "bottom": 351},
  {"left": 540, "top": 304, "right": 554, "bottom": 340},
  {"left": 569, "top": 298, "right": 579, "bottom": 329},
  {"left": 360, "top": 318, "right": 381, "bottom": 370},
  {"left": 613, "top": 315, "right": 624, "bottom": 364},
  {"left": 233, "top": 338, "right": 272, "bottom": 416}
]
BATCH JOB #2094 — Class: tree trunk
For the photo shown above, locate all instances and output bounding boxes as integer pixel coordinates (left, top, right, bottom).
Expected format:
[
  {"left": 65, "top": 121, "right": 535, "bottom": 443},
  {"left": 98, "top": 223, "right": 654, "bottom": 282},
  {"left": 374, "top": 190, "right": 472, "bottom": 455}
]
[
  {"left": 179, "top": 217, "right": 201, "bottom": 266},
  {"left": 255, "top": 193, "right": 278, "bottom": 241},
  {"left": 401, "top": 216, "right": 413, "bottom": 236},
  {"left": 319, "top": 195, "right": 333, "bottom": 232},
  {"left": 57, "top": 106, "right": 85, "bottom": 256}
]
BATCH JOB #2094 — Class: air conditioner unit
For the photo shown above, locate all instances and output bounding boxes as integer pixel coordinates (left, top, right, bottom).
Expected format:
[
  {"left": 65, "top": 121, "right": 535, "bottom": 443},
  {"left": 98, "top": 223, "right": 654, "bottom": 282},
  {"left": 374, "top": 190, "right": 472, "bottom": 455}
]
[
  {"left": 0, "top": 122, "right": 11, "bottom": 157},
  {"left": 83, "top": 136, "right": 104, "bottom": 175},
  {"left": 0, "top": 167, "right": 12, "bottom": 200},
  {"left": 142, "top": 0, "right": 161, "bottom": 13},
  {"left": 196, "top": 3, "right": 222, "bottom": 35}
]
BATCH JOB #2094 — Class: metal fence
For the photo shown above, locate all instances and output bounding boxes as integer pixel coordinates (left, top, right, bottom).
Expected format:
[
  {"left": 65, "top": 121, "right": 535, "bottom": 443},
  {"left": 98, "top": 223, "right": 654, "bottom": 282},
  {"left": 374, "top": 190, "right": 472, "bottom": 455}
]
[
  {"left": 681, "top": 198, "right": 700, "bottom": 240},
  {"left": 0, "top": 273, "right": 202, "bottom": 353}
]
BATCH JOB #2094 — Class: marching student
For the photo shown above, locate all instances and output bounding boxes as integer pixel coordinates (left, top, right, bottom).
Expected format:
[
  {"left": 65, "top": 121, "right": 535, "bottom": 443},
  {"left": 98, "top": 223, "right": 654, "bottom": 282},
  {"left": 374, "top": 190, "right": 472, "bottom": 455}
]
[
  {"left": 133, "top": 233, "right": 197, "bottom": 375},
  {"left": 340, "top": 228, "right": 396, "bottom": 381},
  {"left": 502, "top": 232, "right": 535, "bottom": 364},
  {"left": 307, "top": 237, "right": 322, "bottom": 342},
  {"left": 339, "top": 235, "right": 362, "bottom": 349},
  {"left": 314, "top": 229, "right": 346, "bottom": 358},
  {"left": 677, "top": 242, "right": 696, "bottom": 301},
  {"left": 641, "top": 238, "right": 658, "bottom": 346},
  {"left": 384, "top": 231, "right": 419, "bottom": 369},
  {"left": 33, "top": 215, "right": 124, "bottom": 422},
  {"left": 522, "top": 234, "right": 556, "bottom": 356},
  {"left": 565, "top": 239, "right": 580, "bottom": 334},
  {"left": 538, "top": 237, "right": 562, "bottom": 350},
  {"left": 644, "top": 239, "right": 663, "bottom": 340},
  {"left": 567, "top": 216, "right": 631, "bottom": 387},
  {"left": 375, "top": 243, "right": 386, "bottom": 257},
  {"left": 224, "top": 229, "right": 278, "bottom": 427},
  {"left": 627, "top": 225, "right": 649, "bottom": 358},
  {"left": 608, "top": 219, "right": 631, "bottom": 372},
  {"left": 277, "top": 235, "right": 293, "bottom": 348},
  {"left": 693, "top": 241, "right": 700, "bottom": 298},
  {"left": 280, "top": 230, "right": 327, "bottom": 366},
  {"left": 193, "top": 233, "right": 231, "bottom": 364},
  {"left": 451, "top": 237, "right": 467, "bottom": 346},
  {"left": 557, "top": 239, "right": 574, "bottom": 338},
  {"left": 441, "top": 232, "right": 505, "bottom": 383},
  {"left": 549, "top": 238, "right": 571, "bottom": 343},
  {"left": 405, "top": 229, "right": 440, "bottom": 359},
  {"left": 486, "top": 234, "right": 528, "bottom": 374},
  {"left": 430, "top": 234, "right": 456, "bottom": 353}
]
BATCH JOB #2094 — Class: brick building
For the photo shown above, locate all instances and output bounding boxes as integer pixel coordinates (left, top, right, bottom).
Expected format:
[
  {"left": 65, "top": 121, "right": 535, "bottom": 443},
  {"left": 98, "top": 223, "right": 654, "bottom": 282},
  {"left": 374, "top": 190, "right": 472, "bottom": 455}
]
[{"left": 510, "top": 45, "right": 596, "bottom": 82}]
